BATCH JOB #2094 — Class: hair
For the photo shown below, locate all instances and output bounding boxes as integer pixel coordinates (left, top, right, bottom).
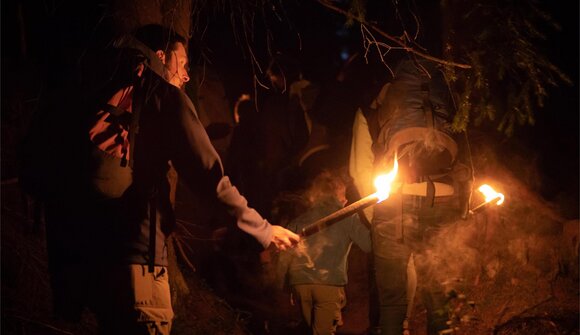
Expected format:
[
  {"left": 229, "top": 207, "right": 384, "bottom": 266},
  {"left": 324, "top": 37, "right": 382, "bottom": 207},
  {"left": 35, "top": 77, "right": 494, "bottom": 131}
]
[
  {"left": 266, "top": 52, "right": 302, "bottom": 84},
  {"left": 133, "top": 24, "right": 187, "bottom": 53},
  {"left": 236, "top": 98, "right": 256, "bottom": 122},
  {"left": 305, "top": 169, "right": 349, "bottom": 206}
]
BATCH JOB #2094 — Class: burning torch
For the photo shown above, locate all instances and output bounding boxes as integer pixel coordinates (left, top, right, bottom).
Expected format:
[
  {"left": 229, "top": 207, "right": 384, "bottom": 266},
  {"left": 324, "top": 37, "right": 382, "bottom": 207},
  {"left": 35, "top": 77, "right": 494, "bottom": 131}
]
[
  {"left": 469, "top": 184, "right": 505, "bottom": 214},
  {"left": 300, "top": 159, "right": 399, "bottom": 237},
  {"left": 298, "top": 157, "right": 505, "bottom": 237}
]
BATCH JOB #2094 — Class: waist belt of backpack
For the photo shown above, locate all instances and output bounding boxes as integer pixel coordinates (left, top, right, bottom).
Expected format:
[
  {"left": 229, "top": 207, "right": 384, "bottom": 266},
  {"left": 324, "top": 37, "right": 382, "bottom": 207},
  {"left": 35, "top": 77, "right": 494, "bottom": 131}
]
[
  {"left": 395, "top": 181, "right": 454, "bottom": 197},
  {"left": 392, "top": 180, "right": 454, "bottom": 241}
]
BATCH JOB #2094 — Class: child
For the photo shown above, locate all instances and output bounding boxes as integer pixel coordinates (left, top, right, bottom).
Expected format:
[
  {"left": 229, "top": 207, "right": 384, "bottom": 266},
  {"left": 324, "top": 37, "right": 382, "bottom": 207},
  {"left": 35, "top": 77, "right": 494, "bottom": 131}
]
[{"left": 278, "top": 170, "right": 371, "bottom": 335}]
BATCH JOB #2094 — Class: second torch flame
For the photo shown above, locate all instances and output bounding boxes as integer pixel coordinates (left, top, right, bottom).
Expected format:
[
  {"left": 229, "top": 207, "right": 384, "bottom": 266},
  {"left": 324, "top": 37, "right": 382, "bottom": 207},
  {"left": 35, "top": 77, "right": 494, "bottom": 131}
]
[
  {"left": 469, "top": 184, "right": 506, "bottom": 214},
  {"left": 300, "top": 161, "right": 507, "bottom": 237},
  {"left": 478, "top": 184, "right": 505, "bottom": 205}
]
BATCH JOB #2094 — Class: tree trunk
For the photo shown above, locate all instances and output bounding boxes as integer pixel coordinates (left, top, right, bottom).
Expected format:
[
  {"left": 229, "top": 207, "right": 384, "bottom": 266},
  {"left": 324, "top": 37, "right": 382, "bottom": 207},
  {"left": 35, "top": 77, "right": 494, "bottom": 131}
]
[{"left": 108, "top": 0, "right": 192, "bottom": 38}]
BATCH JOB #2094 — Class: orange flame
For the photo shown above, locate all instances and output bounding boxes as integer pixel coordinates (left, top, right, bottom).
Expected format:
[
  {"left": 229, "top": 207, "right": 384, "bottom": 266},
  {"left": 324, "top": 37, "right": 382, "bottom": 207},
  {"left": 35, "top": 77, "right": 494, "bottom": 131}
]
[
  {"left": 373, "top": 158, "right": 399, "bottom": 202},
  {"left": 478, "top": 184, "right": 505, "bottom": 205}
]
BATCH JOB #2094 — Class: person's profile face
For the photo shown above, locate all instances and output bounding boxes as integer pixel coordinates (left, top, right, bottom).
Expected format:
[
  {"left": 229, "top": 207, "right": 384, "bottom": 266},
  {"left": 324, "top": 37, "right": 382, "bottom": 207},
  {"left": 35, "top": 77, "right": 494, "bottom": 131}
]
[{"left": 165, "top": 42, "right": 190, "bottom": 88}]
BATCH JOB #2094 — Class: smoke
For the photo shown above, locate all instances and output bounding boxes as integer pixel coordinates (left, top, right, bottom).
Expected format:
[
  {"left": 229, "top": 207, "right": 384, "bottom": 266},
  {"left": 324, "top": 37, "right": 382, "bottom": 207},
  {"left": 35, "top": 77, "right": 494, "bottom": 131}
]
[
  {"left": 290, "top": 233, "right": 336, "bottom": 281},
  {"left": 415, "top": 218, "right": 481, "bottom": 294},
  {"left": 404, "top": 138, "right": 576, "bottom": 331}
]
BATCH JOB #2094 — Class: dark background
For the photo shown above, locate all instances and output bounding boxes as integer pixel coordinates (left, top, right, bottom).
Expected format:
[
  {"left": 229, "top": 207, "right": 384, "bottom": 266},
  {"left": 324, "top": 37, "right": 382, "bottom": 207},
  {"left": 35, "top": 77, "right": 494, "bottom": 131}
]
[
  {"left": 2, "top": 0, "right": 577, "bottom": 215},
  {"left": 0, "top": 2, "right": 577, "bottom": 334}
]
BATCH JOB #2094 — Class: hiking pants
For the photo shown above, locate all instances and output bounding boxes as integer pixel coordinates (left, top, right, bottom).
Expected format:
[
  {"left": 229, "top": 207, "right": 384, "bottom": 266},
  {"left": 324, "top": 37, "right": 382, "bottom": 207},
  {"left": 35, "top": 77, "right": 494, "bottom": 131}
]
[
  {"left": 293, "top": 284, "right": 346, "bottom": 335},
  {"left": 372, "top": 192, "right": 457, "bottom": 335},
  {"left": 89, "top": 264, "right": 174, "bottom": 335}
]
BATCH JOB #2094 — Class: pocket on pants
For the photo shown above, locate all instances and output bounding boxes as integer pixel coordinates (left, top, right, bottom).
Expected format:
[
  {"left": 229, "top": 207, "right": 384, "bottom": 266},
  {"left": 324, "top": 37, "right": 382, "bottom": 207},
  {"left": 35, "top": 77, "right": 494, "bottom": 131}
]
[
  {"left": 131, "top": 265, "right": 153, "bottom": 305},
  {"left": 130, "top": 265, "right": 174, "bottom": 322}
]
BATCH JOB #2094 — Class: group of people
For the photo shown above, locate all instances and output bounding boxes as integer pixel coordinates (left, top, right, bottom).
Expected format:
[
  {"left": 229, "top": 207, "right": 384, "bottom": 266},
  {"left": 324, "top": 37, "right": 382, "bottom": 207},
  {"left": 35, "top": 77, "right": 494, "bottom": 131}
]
[
  {"left": 24, "top": 23, "right": 470, "bottom": 335},
  {"left": 239, "top": 39, "right": 471, "bottom": 335}
]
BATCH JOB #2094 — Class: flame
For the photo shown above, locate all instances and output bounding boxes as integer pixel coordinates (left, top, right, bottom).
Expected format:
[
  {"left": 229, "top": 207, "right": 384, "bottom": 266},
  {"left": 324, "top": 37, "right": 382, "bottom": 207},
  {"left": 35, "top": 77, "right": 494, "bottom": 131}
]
[
  {"left": 373, "top": 158, "right": 399, "bottom": 202},
  {"left": 478, "top": 184, "right": 505, "bottom": 205}
]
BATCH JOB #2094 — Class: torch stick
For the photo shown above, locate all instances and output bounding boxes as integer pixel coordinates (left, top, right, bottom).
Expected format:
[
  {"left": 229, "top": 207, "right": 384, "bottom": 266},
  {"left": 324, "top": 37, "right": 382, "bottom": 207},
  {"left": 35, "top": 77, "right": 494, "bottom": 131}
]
[
  {"left": 469, "top": 195, "right": 502, "bottom": 214},
  {"left": 298, "top": 181, "right": 506, "bottom": 239},
  {"left": 468, "top": 184, "right": 505, "bottom": 215},
  {"left": 300, "top": 158, "right": 400, "bottom": 237},
  {"left": 300, "top": 194, "right": 380, "bottom": 237}
]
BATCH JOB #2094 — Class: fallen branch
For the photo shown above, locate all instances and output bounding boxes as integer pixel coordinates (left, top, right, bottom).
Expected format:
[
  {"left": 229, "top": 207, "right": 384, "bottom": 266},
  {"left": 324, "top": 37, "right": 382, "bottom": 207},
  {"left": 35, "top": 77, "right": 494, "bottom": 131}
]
[{"left": 511, "top": 296, "right": 554, "bottom": 320}]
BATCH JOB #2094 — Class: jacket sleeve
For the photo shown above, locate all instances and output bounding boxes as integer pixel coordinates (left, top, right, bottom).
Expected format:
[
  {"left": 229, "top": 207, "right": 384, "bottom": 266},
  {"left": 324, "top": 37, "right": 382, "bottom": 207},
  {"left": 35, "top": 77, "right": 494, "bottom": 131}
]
[
  {"left": 166, "top": 88, "right": 273, "bottom": 248},
  {"left": 216, "top": 176, "right": 273, "bottom": 248}
]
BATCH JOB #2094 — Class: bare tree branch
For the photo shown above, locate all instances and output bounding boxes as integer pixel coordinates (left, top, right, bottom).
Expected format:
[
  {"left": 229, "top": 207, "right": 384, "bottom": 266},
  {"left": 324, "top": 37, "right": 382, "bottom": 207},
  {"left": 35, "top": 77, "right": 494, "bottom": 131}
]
[{"left": 315, "top": 0, "right": 472, "bottom": 69}]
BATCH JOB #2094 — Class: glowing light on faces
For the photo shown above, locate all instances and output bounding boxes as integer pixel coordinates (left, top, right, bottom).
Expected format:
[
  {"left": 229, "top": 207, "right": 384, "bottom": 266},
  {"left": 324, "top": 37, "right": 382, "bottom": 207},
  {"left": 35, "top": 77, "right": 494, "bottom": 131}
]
[
  {"left": 373, "top": 158, "right": 399, "bottom": 202},
  {"left": 478, "top": 184, "right": 505, "bottom": 205},
  {"left": 165, "top": 42, "right": 190, "bottom": 88}
]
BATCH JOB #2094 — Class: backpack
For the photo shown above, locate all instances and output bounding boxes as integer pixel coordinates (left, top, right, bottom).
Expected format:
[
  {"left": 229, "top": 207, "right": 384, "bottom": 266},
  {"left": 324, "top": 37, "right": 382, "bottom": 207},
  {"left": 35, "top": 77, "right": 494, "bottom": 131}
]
[
  {"left": 366, "top": 59, "right": 457, "bottom": 179},
  {"left": 87, "top": 35, "right": 167, "bottom": 200},
  {"left": 87, "top": 76, "right": 139, "bottom": 200},
  {"left": 18, "top": 35, "right": 164, "bottom": 202},
  {"left": 363, "top": 59, "right": 473, "bottom": 218}
]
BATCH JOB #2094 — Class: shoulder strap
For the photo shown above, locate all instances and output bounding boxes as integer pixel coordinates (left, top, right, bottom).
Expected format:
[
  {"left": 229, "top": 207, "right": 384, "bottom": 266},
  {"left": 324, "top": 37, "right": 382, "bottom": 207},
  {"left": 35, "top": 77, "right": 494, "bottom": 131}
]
[
  {"left": 113, "top": 34, "right": 166, "bottom": 80},
  {"left": 130, "top": 74, "right": 160, "bottom": 273},
  {"left": 127, "top": 75, "right": 147, "bottom": 169},
  {"left": 362, "top": 105, "right": 388, "bottom": 163},
  {"left": 421, "top": 82, "right": 435, "bottom": 130}
]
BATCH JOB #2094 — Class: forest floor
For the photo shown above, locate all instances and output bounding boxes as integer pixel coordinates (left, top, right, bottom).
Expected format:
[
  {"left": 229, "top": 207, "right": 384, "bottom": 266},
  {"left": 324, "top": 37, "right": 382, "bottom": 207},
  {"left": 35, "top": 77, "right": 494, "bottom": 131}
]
[{"left": 2, "top": 181, "right": 579, "bottom": 335}]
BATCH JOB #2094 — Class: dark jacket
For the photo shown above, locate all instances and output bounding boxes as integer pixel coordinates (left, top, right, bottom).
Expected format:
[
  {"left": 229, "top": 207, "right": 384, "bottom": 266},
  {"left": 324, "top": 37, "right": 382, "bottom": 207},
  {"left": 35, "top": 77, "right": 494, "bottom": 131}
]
[{"left": 94, "top": 68, "right": 273, "bottom": 267}]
